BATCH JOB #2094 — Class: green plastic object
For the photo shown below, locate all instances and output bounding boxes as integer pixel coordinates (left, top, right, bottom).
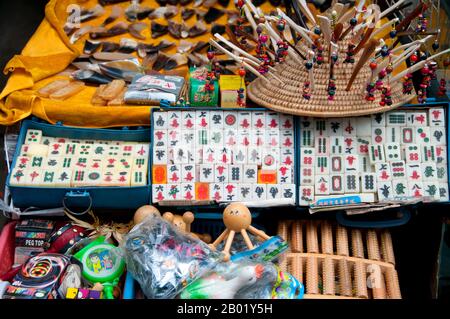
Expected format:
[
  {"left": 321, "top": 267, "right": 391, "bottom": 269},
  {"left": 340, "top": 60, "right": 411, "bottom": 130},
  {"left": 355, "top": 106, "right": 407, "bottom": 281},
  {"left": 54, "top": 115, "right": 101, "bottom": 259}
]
[
  {"left": 188, "top": 66, "right": 219, "bottom": 107},
  {"left": 74, "top": 236, "right": 125, "bottom": 299}
]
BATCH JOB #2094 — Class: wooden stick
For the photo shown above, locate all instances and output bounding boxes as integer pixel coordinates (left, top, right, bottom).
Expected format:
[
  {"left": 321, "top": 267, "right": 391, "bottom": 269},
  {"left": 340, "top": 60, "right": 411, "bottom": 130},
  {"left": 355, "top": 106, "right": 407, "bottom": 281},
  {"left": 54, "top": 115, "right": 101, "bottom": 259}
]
[
  {"left": 211, "top": 229, "right": 229, "bottom": 248},
  {"left": 244, "top": 0, "right": 260, "bottom": 19},
  {"left": 380, "top": 0, "right": 406, "bottom": 19},
  {"left": 346, "top": 39, "right": 378, "bottom": 91},
  {"left": 396, "top": 29, "right": 440, "bottom": 37},
  {"left": 338, "top": 6, "right": 356, "bottom": 25},
  {"left": 243, "top": 4, "right": 258, "bottom": 38},
  {"left": 275, "top": 9, "right": 314, "bottom": 45},
  {"left": 390, "top": 35, "right": 433, "bottom": 55},
  {"left": 353, "top": 26, "right": 375, "bottom": 54},
  {"left": 297, "top": 0, "right": 316, "bottom": 24},
  {"left": 371, "top": 18, "right": 399, "bottom": 39},
  {"left": 248, "top": 225, "right": 271, "bottom": 240},
  {"left": 333, "top": 23, "right": 344, "bottom": 41},
  {"left": 241, "top": 229, "right": 254, "bottom": 250},
  {"left": 223, "top": 230, "right": 235, "bottom": 255},
  {"left": 317, "top": 15, "right": 332, "bottom": 45},
  {"left": 263, "top": 22, "right": 304, "bottom": 65},
  {"left": 395, "top": 2, "right": 427, "bottom": 32}
]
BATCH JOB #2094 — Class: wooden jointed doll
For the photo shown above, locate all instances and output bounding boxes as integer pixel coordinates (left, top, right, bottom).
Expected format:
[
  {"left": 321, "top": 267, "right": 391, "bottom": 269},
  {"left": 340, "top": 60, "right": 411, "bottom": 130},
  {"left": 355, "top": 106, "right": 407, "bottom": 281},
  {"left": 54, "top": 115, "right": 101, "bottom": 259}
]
[
  {"left": 209, "top": 203, "right": 271, "bottom": 261},
  {"left": 163, "top": 211, "right": 212, "bottom": 243}
]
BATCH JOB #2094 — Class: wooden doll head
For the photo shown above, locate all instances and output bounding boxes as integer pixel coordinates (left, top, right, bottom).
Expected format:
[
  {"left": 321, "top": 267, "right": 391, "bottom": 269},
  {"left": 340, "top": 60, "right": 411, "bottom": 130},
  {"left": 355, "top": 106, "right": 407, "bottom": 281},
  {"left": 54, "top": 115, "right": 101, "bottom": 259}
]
[
  {"left": 223, "top": 203, "right": 252, "bottom": 231},
  {"left": 133, "top": 205, "right": 161, "bottom": 225},
  {"left": 163, "top": 211, "right": 195, "bottom": 233}
]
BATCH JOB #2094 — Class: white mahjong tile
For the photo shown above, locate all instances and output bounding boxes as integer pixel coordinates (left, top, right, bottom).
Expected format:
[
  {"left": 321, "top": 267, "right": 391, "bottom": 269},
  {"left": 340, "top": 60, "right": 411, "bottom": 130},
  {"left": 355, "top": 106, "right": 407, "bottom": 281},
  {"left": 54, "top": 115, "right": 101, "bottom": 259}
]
[
  {"left": 330, "top": 136, "right": 344, "bottom": 155},
  {"left": 343, "top": 136, "right": 357, "bottom": 155},
  {"left": 401, "top": 127, "right": 415, "bottom": 144},
  {"left": 237, "top": 129, "right": 251, "bottom": 147},
  {"left": 330, "top": 174, "right": 345, "bottom": 194},
  {"left": 415, "top": 127, "right": 431, "bottom": 145},
  {"left": 344, "top": 174, "right": 360, "bottom": 193},
  {"left": 405, "top": 144, "right": 421, "bottom": 163},
  {"left": 131, "top": 157, "right": 148, "bottom": 171},
  {"left": 421, "top": 163, "right": 438, "bottom": 181},
  {"left": 223, "top": 111, "right": 238, "bottom": 129},
  {"left": 167, "top": 164, "right": 181, "bottom": 184},
  {"left": 384, "top": 143, "right": 401, "bottom": 162},
  {"left": 262, "top": 148, "right": 279, "bottom": 169},
  {"left": 30, "top": 156, "right": 45, "bottom": 168},
  {"left": 330, "top": 155, "right": 344, "bottom": 174},
  {"left": 54, "top": 169, "right": 72, "bottom": 187},
  {"left": 386, "top": 126, "right": 401, "bottom": 143},
  {"left": 46, "top": 142, "right": 64, "bottom": 157},
  {"left": 315, "top": 156, "right": 329, "bottom": 175},
  {"left": 355, "top": 116, "right": 372, "bottom": 136},
  {"left": 238, "top": 111, "right": 252, "bottom": 129},
  {"left": 408, "top": 181, "right": 424, "bottom": 198},
  {"left": 115, "top": 170, "right": 132, "bottom": 186},
  {"left": 390, "top": 161, "right": 406, "bottom": 179},
  {"left": 217, "top": 147, "right": 233, "bottom": 165},
  {"left": 209, "top": 110, "right": 224, "bottom": 129},
  {"left": 193, "top": 147, "right": 203, "bottom": 164},
  {"left": 315, "top": 136, "right": 329, "bottom": 155},
  {"left": 166, "top": 184, "right": 181, "bottom": 200},
  {"left": 266, "top": 184, "right": 282, "bottom": 200},
  {"left": 300, "top": 128, "right": 314, "bottom": 147},
  {"left": 430, "top": 127, "right": 446, "bottom": 145},
  {"left": 74, "top": 156, "right": 91, "bottom": 170},
  {"left": 281, "top": 184, "right": 296, "bottom": 201},
  {"left": 57, "top": 157, "right": 74, "bottom": 170},
  {"left": 9, "top": 168, "right": 27, "bottom": 186},
  {"left": 223, "top": 129, "right": 237, "bottom": 147},
  {"left": 210, "top": 183, "right": 224, "bottom": 202},
  {"left": 436, "top": 146, "right": 447, "bottom": 164},
  {"left": 71, "top": 169, "right": 88, "bottom": 187},
  {"left": 95, "top": 140, "right": 111, "bottom": 145},
  {"left": 356, "top": 137, "right": 370, "bottom": 155},
  {"left": 181, "top": 164, "right": 196, "bottom": 183},
  {"left": 84, "top": 170, "right": 103, "bottom": 186},
  {"left": 83, "top": 139, "right": 97, "bottom": 145},
  {"left": 266, "top": 130, "right": 280, "bottom": 148},
  {"left": 436, "top": 164, "right": 448, "bottom": 182},
  {"left": 199, "top": 164, "right": 214, "bottom": 183},
  {"left": 152, "top": 184, "right": 167, "bottom": 202},
  {"left": 251, "top": 184, "right": 266, "bottom": 200},
  {"left": 342, "top": 118, "right": 357, "bottom": 136},
  {"left": 406, "top": 163, "right": 422, "bottom": 182},
  {"left": 153, "top": 130, "right": 168, "bottom": 148},
  {"left": 421, "top": 145, "right": 436, "bottom": 162},
  {"left": 181, "top": 183, "right": 195, "bottom": 201},
  {"left": 371, "top": 113, "right": 386, "bottom": 127},
  {"left": 300, "top": 166, "right": 314, "bottom": 185},
  {"left": 247, "top": 147, "right": 262, "bottom": 165},
  {"left": 209, "top": 129, "right": 223, "bottom": 146},
  {"left": 327, "top": 118, "right": 343, "bottom": 135},
  {"left": 439, "top": 183, "right": 449, "bottom": 202},
  {"left": 315, "top": 175, "right": 330, "bottom": 195},
  {"left": 392, "top": 180, "right": 408, "bottom": 197},
  {"left": 233, "top": 147, "right": 247, "bottom": 164},
  {"left": 299, "top": 185, "right": 314, "bottom": 206},
  {"left": 243, "top": 165, "right": 258, "bottom": 183},
  {"left": 386, "top": 112, "right": 407, "bottom": 126},
  {"left": 423, "top": 182, "right": 441, "bottom": 200},
  {"left": 277, "top": 166, "right": 292, "bottom": 184},
  {"left": 314, "top": 119, "right": 328, "bottom": 137},
  {"left": 101, "top": 171, "right": 118, "bottom": 187},
  {"left": 280, "top": 130, "right": 294, "bottom": 148},
  {"left": 406, "top": 112, "right": 427, "bottom": 127},
  {"left": 153, "top": 147, "right": 168, "bottom": 165},
  {"left": 300, "top": 147, "right": 315, "bottom": 167},
  {"left": 167, "top": 111, "right": 181, "bottom": 129},
  {"left": 19, "top": 144, "right": 32, "bottom": 157},
  {"left": 173, "top": 147, "right": 190, "bottom": 164},
  {"left": 116, "top": 158, "right": 132, "bottom": 171},
  {"left": 168, "top": 130, "right": 182, "bottom": 147},
  {"left": 105, "top": 145, "right": 120, "bottom": 157},
  {"left": 429, "top": 107, "right": 445, "bottom": 127},
  {"left": 377, "top": 182, "right": 393, "bottom": 201},
  {"left": 371, "top": 127, "right": 386, "bottom": 145},
  {"left": 214, "top": 164, "right": 229, "bottom": 183},
  {"left": 344, "top": 154, "right": 359, "bottom": 173},
  {"left": 202, "top": 146, "right": 215, "bottom": 164},
  {"left": 26, "top": 144, "right": 49, "bottom": 157},
  {"left": 252, "top": 111, "right": 266, "bottom": 130},
  {"left": 359, "top": 155, "right": 373, "bottom": 173},
  {"left": 85, "top": 158, "right": 102, "bottom": 170},
  {"left": 195, "top": 110, "right": 209, "bottom": 129},
  {"left": 153, "top": 112, "right": 168, "bottom": 129},
  {"left": 279, "top": 113, "right": 294, "bottom": 130},
  {"left": 228, "top": 165, "right": 242, "bottom": 183},
  {"left": 181, "top": 111, "right": 195, "bottom": 130},
  {"left": 369, "top": 145, "right": 385, "bottom": 164},
  {"left": 120, "top": 144, "right": 135, "bottom": 157},
  {"left": 251, "top": 129, "right": 265, "bottom": 147},
  {"left": 361, "top": 173, "right": 377, "bottom": 193},
  {"left": 131, "top": 169, "right": 147, "bottom": 186},
  {"left": 280, "top": 148, "right": 295, "bottom": 166},
  {"left": 14, "top": 156, "right": 32, "bottom": 170},
  {"left": 223, "top": 183, "right": 238, "bottom": 201},
  {"left": 41, "top": 136, "right": 55, "bottom": 146},
  {"left": 266, "top": 112, "right": 280, "bottom": 130},
  {"left": 25, "top": 129, "right": 42, "bottom": 144},
  {"left": 300, "top": 117, "right": 313, "bottom": 129},
  {"left": 375, "top": 162, "right": 392, "bottom": 182}
]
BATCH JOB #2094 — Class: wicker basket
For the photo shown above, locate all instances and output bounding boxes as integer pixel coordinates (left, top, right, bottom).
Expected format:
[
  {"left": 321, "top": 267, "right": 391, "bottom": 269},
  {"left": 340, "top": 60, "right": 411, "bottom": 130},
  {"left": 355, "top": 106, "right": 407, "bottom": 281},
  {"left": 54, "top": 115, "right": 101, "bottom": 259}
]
[{"left": 277, "top": 220, "right": 402, "bottom": 299}]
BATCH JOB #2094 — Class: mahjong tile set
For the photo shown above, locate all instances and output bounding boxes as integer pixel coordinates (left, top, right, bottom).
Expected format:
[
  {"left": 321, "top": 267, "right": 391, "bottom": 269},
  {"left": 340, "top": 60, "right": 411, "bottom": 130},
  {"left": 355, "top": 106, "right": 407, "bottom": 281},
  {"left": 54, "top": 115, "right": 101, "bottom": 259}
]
[
  {"left": 151, "top": 109, "right": 296, "bottom": 203},
  {"left": 299, "top": 107, "right": 449, "bottom": 206},
  {"left": 9, "top": 130, "right": 150, "bottom": 188}
]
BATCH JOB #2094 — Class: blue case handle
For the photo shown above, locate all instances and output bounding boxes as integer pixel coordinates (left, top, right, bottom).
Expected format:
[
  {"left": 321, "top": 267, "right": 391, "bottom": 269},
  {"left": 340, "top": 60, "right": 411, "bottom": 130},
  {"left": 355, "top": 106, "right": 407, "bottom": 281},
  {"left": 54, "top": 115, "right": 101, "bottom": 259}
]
[
  {"left": 336, "top": 209, "right": 411, "bottom": 228},
  {"left": 62, "top": 191, "right": 92, "bottom": 216}
]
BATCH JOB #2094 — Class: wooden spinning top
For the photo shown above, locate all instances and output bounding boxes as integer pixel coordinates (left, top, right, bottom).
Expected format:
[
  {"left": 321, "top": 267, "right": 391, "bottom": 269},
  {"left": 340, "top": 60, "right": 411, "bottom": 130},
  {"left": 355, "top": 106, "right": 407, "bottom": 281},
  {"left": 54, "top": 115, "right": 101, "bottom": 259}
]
[{"left": 210, "top": 203, "right": 270, "bottom": 261}]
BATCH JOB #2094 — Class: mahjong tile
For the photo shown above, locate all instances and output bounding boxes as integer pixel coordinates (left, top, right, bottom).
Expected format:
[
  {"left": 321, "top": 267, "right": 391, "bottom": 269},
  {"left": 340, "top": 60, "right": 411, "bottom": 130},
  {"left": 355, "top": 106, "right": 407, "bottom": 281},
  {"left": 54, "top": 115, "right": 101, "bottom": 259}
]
[
  {"left": 167, "top": 164, "right": 181, "bottom": 183},
  {"left": 166, "top": 184, "right": 181, "bottom": 200},
  {"left": 343, "top": 136, "right": 357, "bottom": 154},
  {"left": 251, "top": 184, "right": 266, "bottom": 200},
  {"left": 202, "top": 147, "right": 215, "bottom": 164},
  {"left": 266, "top": 184, "right": 282, "bottom": 200},
  {"left": 30, "top": 156, "right": 44, "bottom": 168},
  {"left": 85, "top": 170, "right": 103, "bottom": 186},
  {"left": 314, "top": 119, "right": 328, "bottom": 137},
  {"left": 315, "top": 175, "right": 330, "bottom": 195},
  {"left": 408, "top": 182, "right": 424, "bottom": 198},
  {"left": 407, "top": 163, "right": 422, "bottom": 182},
  {"left": 436, "top": 164, "right": 448, "bottom": 182},
  {"left": 193, "top": 147, "right": 203, "bottom": 164},
  {"left": 315, "top": 136, "right": 329, "bottom": 155},
  {"left": 243, "top": 165, "right": 258, "bottom": 183},
  {"left": 342, "top": 118, "right": 357, "bottom": 136},
  {"left": 74, "top": 157, "right": 90, "bottom": 169},
  {"left": 181, "top": 164, "right": 196, "bottom": 183},
  {"left": 280, "top": 130, "right": 294, "bottom": 148},
  {"left": 195, "top": 110, "right": 209, "bottom": 129},
  {"left": 386, "top": 112, "right": 406, "bottom": 126},
  {"left": 25, "top": 129, "right": 42, "bottom": 144},
  {"left": 279, "top": 113, "right": 294, "bottom": 130},
  {"left": 117, "top": 158, "right": 132, "bottom": 171},
  {"left": 300, "top": 128, "right": 314, "bottom": 147},
  {"left": 153, "top": 112, "right": 168, "bottom": 129},
  {"left": 210, "top": 110, "right": 224, "bottom": 129},
  {"left": 131, "top": 169, "right": 147, "bottom": 186},
  {"left": 71, "top": 170, "right": 87, "bottom": 187},
  {"left": 181, "top": 183, "right": 195, "bottom": 201},
  {"left": 429, "top": 108, "right": 445, "bottom": 127},
  {"left": 167, "top": 111, "right": 181, "bottom": 129},
  {"left": 105, "top": 145, "right": 120, "bottom": 157},
  {"left": 344, "top": 174, "right": 360, "bottom": 193},
  {"left": 266, "top": 130, "right": 280, "bottom": 148},
  {"left": 173, "top": 147, "right": 190, "bottom": 164},
  {"left": 84, "top": 139, "right": 97, "bottom": 145},
  {"left": 344, "top": 154, "right": 359, "bottom": 173},
  {"left": 258, "top": 170, "right": 277, "bottom": 184},
  {"left": 401, "top": 127, "right": 414, "bottom": 144},
  {"left": 153, "top": 130, "right": 168, "bottom": 147},
  {"left": 386, "top": 127, "right": 401, "bottom": 143},
  {"left": 233, "top": 147, "right": 247, "bottom": 164},
  {"left": 152, "top": 165, "right": 167, "bottom": 184},
  {"left": 9, "top": 168, "right": 27, "bottom": 186},
  {"left": 390, "top": 161, "right": 406, "bottom": 179},
  {"left": 278, "top": 166, "right": 292, "bottom": 184},
  {"left": 238, "top": 111, "right": 252, "bottom": 129},
  {"left": 392, "top": 180, "right": 408, "bottom": 197},
  {"left": 384, "top": 143, "right": 401, "bottom": 162},
  {"left": 262, "top": 148, "right": 279, "bottom": 169},
  {"left": 168, "top": 130, "right": 181, "bottom": 147},
  {"left": 356, "top": 137, "right": 370, "bottom": 155},
  {"left": 300, "top": 166, "right": 315, "bottom": 185},
  {"left": 101, "top": 171, "right": 118, "bottom": 186},
  {"left": 361, "top": 173, "right": 377, "bottom": 193},
  {"left": 315, "top": 156, "right": 329, "bottom": 175},
  {"left": 355, "top": 116, "right": 372, "bottom": 136},
  {"left": 280, "top": 148, "right": 295, "bottom": 166},
  {"left": 181, "top": 111, "right": 195, "bottom": 130},
  {"left": 199, "top": 164, "right": 214, "bottom": 183},
  {"left": 223, "top": 111, "right": 238, "bottom": 129},
  {"left": 209, "top": 129, "right": 223, "bottom": 146},
  {"left": 152, "top": 184, "right": 167, "bottom": 202},
  {"left": 26, "top": 144, "right": 49, "bottom": 157},
  {"left": 281, "top": 184, "right": 296, "bottom": 200},
  {"left": 214, "top": 164, "right": 229, "bottom": 183},
  {"left": 330, "top": 136, "right": 344, "bottom": 155},
  {"left": 252, "top": 111, "right": 266, "bottom": 130},
  {"left": 372, "top": 127, "right": 386, "bottom": 145},
  {"left": 250, "top": 130, "right": 265, "bottom": 147},
  {"left": 95, "top": 140, "right": 110, "bottom": 145},
  {"left": 359, "top": 155, "right": 373, "bottom": 172},
  {"left": 300, "top": 147, "right": 315, "bottom": 167},
  {"left": 217, "top": 147, "right": 232, "bottom": 165},
  {"left": 369, "top": 145, "right": 385, "bottom": 164},
  {"left": 299, "top": 185, "right": 314, "bottom": 205},
  {"left": 224, "top": 183, "right": 238, "bottom": 201},
  {"left": 210, "top": 183, "right": 224, "bottom": 202},
  {"left": 194, "top": 182, "right": 209, "bottom": 201},
  {"left": 421, "top": 163, "right": 437, "bottom": 181},
  {"left": 439, "top": 183, "right": 449, "bottom": 202},
  {"left": 54, "top": 170, "right": 72, "bottom": 187},
  {"left": 405, "top": 144, "right": 421, "bottom": 163},
  {"left": 375, "top": 162, "right": 392, "bottom": 182},
  {"left": 86, "top": 158, "right": 103, "bottom": 170},
  {"left": 224, "top": 129, "right": 237, "bottom": 147},
  {"left": 41, "top": 136, "right": 55, "bottom": 146},
  {"left": 237, "top": 129, "right": 251, "bottom": 147},
  {"left": 330, "top": 174, "right": 345, "bottom": 194},
  {"left": 58, "top": 157, "right": 75, "bottom": 169},
  {"left": 327, "top": 119, "right": 343, "bottom": 135},
  {"left": 102, "top": 157, "right": 118, "bottom": 170},
  {"left": 247, "top": 147, "right": 262, "bottom": 165},
  {"left": 120, "top": 145, "right": 135, "bottom": 157},
  {"left": 436, "top": 146, "right": 447, "bottom": 164},
  {"left": 300, "top": 117, "right": 313, "bottom": 129},
  {"left": 421, "top": 145, "right": 436, "bottom": 162},
  {"left": 406, "top": 112, "right": 427, "bottom": 126},
  {"left": 377, "top": 182, "right": 393, "bottom": 201},
  {"left": 228, "top": 165, "right": 242, "bottom": 183},
  {"left": 46, "top": 143, "right": 64, "bottom": 157},
  {"left": 14, "top": 156, "right": 32, "bottom": 170},
  {"left": 415, "top": 127, "right": 431, "bottom": 144},
  {"left": 153, "top": 147, "right": 168, "bottom": 165},
  {"left": 330, "top": 155, "right": 344, "bottom": 173},
  {"left": 19, "top": 144, "right": 31, "bottom": 157},
  {"left": 430, "top": 127, "right": 446, "bottom": 145},
  {"left": 77, "top": 144, "right": 92, "bottom": 156},
  {"left": 371, "top": 113, "right": 386, "bottom": 127},
  {"left": 423, "top": 182, "right": 440, "bottom": 200},
  {"left": 131, "top": 157, "right": 148, "bottom": 171},
  {"left": 266, "top": 112, "right": 280, "bottom": 129}
]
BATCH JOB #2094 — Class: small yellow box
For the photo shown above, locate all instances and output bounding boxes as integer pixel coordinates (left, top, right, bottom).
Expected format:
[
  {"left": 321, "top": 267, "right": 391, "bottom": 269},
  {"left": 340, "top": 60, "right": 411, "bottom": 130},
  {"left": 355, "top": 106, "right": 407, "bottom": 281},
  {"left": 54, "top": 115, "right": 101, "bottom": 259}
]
[{"left": 219, "top": 75, "right": 246, "bottom": 108}]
